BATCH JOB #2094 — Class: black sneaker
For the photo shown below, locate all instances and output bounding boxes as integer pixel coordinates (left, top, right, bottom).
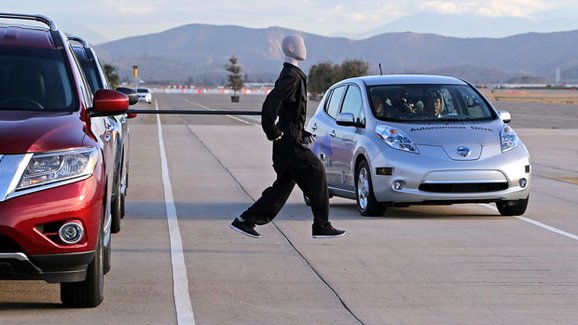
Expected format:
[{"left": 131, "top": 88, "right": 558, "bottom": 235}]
[
  {"left": 312, "top": 225, "right": 346, "bottom": 239},
  {"left": 230, "top": 218, "right": 261, "bottom": 238}
]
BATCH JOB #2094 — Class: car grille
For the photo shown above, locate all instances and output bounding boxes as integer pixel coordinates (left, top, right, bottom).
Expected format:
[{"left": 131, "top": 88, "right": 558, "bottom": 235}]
[
  {"left": 0, "top": 235, "right": 22, "bottom": 253},
  {"left": 419, "top": 182, "right": 509, "bottom": 193}
]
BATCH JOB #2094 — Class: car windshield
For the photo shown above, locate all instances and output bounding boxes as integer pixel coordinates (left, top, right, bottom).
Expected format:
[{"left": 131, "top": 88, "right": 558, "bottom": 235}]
[
  {"left": 0, "top": 46, "right": 77, "bottom": 112},
  {"left": 368, "top": 84, "right": 496, "bottom": 122},
  {"left": 137, "top": 88, "right": 149, "bottom": 93}
]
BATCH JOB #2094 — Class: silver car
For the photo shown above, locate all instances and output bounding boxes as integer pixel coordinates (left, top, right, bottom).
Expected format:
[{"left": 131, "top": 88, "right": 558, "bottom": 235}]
[{"left": 307, "top": 75, "right": 531, "bottom": 216}]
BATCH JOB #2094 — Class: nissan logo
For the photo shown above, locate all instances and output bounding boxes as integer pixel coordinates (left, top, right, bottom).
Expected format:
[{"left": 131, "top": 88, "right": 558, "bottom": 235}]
[{"left": 457, "top": 146, "right": 471, "bottom": 157}]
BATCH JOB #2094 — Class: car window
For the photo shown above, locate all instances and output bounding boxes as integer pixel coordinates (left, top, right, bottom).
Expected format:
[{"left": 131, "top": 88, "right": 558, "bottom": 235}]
[
  {"left": 324, "top": 85, "right": 346, "bottom": 119},
  {"left": 74, "top": 47, "right": 105, "bottom": 94},
  {"left": 367, "top": 84, "right": 496, "bottom": 122},
  {"left": 0, "top": 46, "right": 76, "bottom": 112},
  {"left": 340, "top": 85, "right": 364, "bottom": 125},
  {"left": 137, "top": 88, "right": 150, "bottom": 94}
]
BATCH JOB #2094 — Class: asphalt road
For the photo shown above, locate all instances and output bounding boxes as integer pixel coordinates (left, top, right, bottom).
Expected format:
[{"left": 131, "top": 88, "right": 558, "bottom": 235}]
[{"left": 1, "top": 93, "right": 578, "bottom": 324}]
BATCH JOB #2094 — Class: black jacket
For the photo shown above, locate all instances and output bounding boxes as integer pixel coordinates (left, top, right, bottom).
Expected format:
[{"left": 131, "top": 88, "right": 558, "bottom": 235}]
[{"left": 261, "top": 63, "right": 307, "bottom": 144}]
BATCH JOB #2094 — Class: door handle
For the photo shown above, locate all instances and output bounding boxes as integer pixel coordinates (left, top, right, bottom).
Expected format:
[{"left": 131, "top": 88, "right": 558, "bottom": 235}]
[
  {"left": 311, "top": 123, "right": 318, "bottom": 131},
  {"left": 330, "top": 130, "right": 336, "bottom": 137}
]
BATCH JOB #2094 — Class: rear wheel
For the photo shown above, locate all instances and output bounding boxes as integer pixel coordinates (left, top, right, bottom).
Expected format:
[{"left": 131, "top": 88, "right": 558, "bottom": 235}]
[
  {"left": 60, "top": 227, "right": 104, "bottom": 308},
  {"left": 103, "top": 233, "right": 111, "bottom": 275},
  {"left": 356, "top": 160, "right": 386, "bottom": 216},
  {"left": 496, "top": 196, "right": 529, "bottom": 216},
  {"left": 120, "top": 171, "right": 127, "bottom": 219}
]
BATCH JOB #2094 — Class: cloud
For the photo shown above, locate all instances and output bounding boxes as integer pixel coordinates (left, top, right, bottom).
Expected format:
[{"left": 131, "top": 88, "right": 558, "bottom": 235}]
[
  {"left": 419, "top": 0, "right": 555, "bottom": 17},
  {"left": 101, "top": 0, "right": 157, "bottom": 16},
  {"left": 324, "top": 3, "right": 404, "bottom": 24}
]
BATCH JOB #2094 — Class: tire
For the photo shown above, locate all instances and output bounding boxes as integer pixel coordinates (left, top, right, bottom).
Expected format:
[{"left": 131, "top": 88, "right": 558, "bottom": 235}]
[
  {"left": 60, "top": 228, "right": 104, "bottom": 308},
  {"left": 120, "top": 165, "right": 127, "bottom": 219},
  {"left": 103, "top": 234, "right": 111, "bottom": 275},
  {"left": 110, "top": 178, "right": 122, "bottom": 233},
  {"left": 496, "top": 196, "right": 529, "bottom": 216},
  {"left": 110, "top": 194, "right": 122, "bottom": 234},
  {"left": 125, "top": 163, "right": 130, "bottom": 190},
  {"left": 356, "top": 160, "right": 386, "bottom": 216},
  {"left": 119, "top": 191, "right": 126, "bottom": 219}
]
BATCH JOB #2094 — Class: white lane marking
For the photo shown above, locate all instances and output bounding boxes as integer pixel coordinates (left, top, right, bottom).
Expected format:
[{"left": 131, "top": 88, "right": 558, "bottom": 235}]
[
  {"left": 185, "top": 98, "right": 259, "bottom": 126},
  {"left": 515, "top": 216, "right": 578, "bottom": 241},
  {"left": 156, "top": 99, "right": 196, "bottom": 325},
  {"left": 482, "top": 203, "right": 578, "bottom": 241}
]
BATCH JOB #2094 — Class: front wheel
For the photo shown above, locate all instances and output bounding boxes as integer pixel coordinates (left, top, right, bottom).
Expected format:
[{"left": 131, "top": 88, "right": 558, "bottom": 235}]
[
  {"left": 111, "top": 177, "right": 123, "bottom": 233},
  {"left": 496, "top": 196, "right": 529, "bottom": 216},
  {"left": 60, "top": 228, "right": 104, "bottom": 307},
  {"left": 356, "top": 160, "right": 386, "bottom": 216}
]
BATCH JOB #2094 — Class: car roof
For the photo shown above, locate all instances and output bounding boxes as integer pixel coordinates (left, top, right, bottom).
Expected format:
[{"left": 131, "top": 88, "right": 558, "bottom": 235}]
[
  {"left": 0, "top": 25, "right": 55, "bottom": 48},
  {"left": 343, "top": 75, "right": 468, "bottom": 87},
  {"left": 0, "top": 13, "right": 61, "bottom": 49}
]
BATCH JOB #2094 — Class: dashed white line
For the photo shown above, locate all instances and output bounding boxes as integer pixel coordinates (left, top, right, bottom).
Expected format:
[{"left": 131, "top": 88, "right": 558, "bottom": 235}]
[
  {"left": 156, "top": 99, "right": 196, "bottom": 325},
  {"left": 482, "top": 203, "right": 578, "bottom": 241},
  {"left": 515, "top": 216, "right": 578, "bottom": 241},
  {"left": 185, "top": 98, "right": 259, "bottom": 126}
]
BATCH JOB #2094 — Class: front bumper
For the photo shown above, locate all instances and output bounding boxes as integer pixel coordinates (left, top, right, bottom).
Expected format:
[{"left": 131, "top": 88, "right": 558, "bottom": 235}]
[
  {"left": 0, "top": 251, "right": 94, "bottom": 283},
  {"left": 0, "top": 175, "right": 105, "bottom": 282},
  {"left": 370, "top": 143, "right": 531, "bottom": 204}
]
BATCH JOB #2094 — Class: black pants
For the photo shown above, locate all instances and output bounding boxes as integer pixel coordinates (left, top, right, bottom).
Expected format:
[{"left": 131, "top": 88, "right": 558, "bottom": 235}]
[{"left": 241, "top": 139, "right": 330, "bottom": 228}]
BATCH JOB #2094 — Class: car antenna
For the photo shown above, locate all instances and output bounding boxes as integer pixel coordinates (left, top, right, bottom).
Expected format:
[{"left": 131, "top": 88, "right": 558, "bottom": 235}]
[{"left": 378, "top": 63, "right": 383, "bottom": 75}]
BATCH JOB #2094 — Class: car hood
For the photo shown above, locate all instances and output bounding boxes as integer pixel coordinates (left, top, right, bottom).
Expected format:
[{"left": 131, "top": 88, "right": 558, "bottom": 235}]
[
  {"left": 396, "top": 120, "right": 504, "bottom": 160},
  {"left": 0, "top": 111, "right": 86, "bottom": 154}
]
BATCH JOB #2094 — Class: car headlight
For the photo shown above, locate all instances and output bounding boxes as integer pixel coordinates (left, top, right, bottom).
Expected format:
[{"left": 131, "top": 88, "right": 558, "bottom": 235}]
[
  {"left": 375, "top": 125, "right": 420, "bottom": 154},
  {"left": 500, "top": 124, "right": 519, "bottom": 152},
  {"left": 17, "top": 148, "right": 98, "bottom": 190}
]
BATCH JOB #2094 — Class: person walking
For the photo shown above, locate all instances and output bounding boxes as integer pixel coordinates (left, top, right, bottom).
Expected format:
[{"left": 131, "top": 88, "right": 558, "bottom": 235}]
[{"left": 230, "top": 35, "right": 346, "bottom": 239}]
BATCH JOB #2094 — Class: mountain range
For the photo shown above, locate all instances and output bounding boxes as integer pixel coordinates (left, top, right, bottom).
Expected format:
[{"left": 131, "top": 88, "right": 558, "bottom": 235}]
[{"left": 94, "top": 24, "right": 578, "bottom": 85}]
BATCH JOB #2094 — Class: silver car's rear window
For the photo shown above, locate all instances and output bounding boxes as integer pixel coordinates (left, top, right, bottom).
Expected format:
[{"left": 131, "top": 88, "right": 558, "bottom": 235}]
[
  {"left": 368, "top": 84, "right": 496, "bottom": 122},
  {"left": 0, "top": 46, "right": 77, "bottom": 112}
]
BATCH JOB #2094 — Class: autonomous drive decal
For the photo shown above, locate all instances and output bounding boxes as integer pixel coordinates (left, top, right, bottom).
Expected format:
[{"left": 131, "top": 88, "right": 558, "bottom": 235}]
[{"left": 410, "top": 125, "right": 493, "bottom": 132}]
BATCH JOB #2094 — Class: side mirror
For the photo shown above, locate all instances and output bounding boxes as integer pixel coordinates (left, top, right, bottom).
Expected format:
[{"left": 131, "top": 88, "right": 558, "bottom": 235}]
[
  {"left": 499, "top": 110, "right": 512, "bottom": 124},
  {"left": 336, "top": 112, "right": 356, "bottom": 127},
  {"left": 90, "top": 89, "right": 129, "bottom": 117},
  {"left": 115, "top": 87, "right": 139, "bottom": 106}
]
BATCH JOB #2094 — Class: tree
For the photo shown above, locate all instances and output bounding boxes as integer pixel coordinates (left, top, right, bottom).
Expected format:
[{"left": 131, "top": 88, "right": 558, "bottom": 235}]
[
  {"left": 224, "top": 56, "right": 244, "bottom": 98},
  {"left": 308, "top": 62, "right": 336, "bottom": 96},
  {"left": 103, "top": 64, "right": 120, "bottom": 89},
  {"left": 338, "top": 59, "right": 369, "bottom": 81},
  {"left": 308, "top": 59, "right": 369, "bottom": 96}
]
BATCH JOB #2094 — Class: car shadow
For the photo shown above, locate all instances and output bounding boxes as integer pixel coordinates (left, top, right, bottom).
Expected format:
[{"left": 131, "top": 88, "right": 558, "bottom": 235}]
[
  {"left": 125, "top": 200, "right": 503, "bottom": 221},
  {"left": 0, "top": 302, "right": 62, "bottom": 310}
]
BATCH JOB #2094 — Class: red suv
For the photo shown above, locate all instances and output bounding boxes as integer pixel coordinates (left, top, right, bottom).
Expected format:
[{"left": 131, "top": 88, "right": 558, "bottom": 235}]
[{"left": 0, "top": 13, "right": 129, "bottom": 307}]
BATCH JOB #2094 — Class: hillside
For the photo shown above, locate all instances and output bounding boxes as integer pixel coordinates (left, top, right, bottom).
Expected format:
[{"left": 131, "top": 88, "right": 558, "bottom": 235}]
[{"left": 94, "top": 24, "right": 578, "bottom": 85}]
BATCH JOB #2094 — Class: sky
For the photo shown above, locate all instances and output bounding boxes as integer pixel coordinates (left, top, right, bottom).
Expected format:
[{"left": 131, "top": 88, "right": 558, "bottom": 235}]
[{"left": 1, "top": 0, "right": 578, "bottom": 44}]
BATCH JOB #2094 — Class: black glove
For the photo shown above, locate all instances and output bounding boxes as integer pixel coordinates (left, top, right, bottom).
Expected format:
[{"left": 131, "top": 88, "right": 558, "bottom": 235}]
[{"left": 303, "top": 131, "right": 316, "bottom": 144}]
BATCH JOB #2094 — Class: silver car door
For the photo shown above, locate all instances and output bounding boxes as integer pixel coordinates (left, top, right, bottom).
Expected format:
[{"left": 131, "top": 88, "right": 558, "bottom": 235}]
[{"left": 331, "top": 85, "right": 363, "bottom": 192}]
